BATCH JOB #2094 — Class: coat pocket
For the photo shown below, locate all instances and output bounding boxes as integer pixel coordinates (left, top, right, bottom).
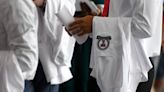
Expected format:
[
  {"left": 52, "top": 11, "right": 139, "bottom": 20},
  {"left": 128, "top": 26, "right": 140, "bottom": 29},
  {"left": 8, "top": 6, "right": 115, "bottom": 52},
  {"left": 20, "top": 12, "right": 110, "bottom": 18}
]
[
  {"left": 93, "top": 37, "right": 123, "bottom": 89},
  {"left": 94, "top": 56, "right": 123, "bottom": 89}
]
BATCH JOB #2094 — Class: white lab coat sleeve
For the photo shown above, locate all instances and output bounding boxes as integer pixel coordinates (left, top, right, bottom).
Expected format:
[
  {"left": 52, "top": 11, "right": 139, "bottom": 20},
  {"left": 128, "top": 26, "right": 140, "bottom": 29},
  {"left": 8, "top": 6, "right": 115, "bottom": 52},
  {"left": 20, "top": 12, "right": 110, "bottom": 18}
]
[
  {"left": 3, "top": 0, "right": 38, "bottom": 80},
  {"left": 62, "top": 0, "right": 76, "bottom": 15},
  {"left": 44, "top": 0, "right": 75, "bottom": 40},
  {"left": 45, "top": 0, "right": 75, "bottom": 21},
  {"left": 38, "top": 0, "right": 75, "bottom": 84},
  {"left": 101, "top": 0, "right": 160, "bottom": 39},
  {"left": 55, "top": 0, "right": 76, "bottom": 66},
  {"left": 44, "top": 0, "right": 76, "bottom": 67},
  {"left": 56, "top": 28, "right": 76, "bottom": 67},
  {"left": 142, "top": 0, "right": 163, "bottom": 57},
  {"left": 131, "top": 0, "right": 161, "bottom": 38}
]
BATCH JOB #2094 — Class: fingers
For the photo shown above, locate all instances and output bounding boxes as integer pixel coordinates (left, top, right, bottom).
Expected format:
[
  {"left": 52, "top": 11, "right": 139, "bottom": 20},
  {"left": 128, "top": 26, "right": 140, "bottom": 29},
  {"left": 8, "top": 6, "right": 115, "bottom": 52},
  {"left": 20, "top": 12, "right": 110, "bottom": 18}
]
[
  {"left": 68, "top": 23, "right": 81, "bottom": 31},
  {"left": 77, "top": 30, "right": 85, "bottom": 36},
  {"left": 67, "top": 15, "right": 93, "bottom": 36},
  {"left": 68, "top": 19, "right": 83, "bottom": 35},
  {"left": 69, "top": 19, "right": 82, "bottom": 27},
  {"left": 68, "top": 28, "right": 85, "bottom": 36},
  {"left": 71, "top": 28, "right": 83, "bottom": 35},
  {"left": 68, "top": 23, "right": 85, "bottom": 36}
]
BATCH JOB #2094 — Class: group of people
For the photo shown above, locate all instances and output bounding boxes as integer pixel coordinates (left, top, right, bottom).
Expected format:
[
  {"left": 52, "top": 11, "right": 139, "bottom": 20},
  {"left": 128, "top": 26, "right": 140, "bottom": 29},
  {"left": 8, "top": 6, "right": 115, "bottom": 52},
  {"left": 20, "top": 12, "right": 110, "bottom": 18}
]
[{"left": 0, "top": 0, "right": 163, "bottom": 92}]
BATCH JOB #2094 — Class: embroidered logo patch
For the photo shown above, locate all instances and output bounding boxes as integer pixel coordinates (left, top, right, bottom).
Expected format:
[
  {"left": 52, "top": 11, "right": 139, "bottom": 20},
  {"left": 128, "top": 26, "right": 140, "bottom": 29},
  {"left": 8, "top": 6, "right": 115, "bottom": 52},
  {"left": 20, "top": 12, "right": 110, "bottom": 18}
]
[{"left": 97, "top": 36, "right": 112, "bottom": 50}]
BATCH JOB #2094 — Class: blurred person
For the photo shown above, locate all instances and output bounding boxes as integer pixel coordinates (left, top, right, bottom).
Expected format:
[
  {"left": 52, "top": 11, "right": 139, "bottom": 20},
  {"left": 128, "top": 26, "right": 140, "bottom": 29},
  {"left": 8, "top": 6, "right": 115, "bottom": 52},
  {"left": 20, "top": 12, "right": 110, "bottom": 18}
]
[
  {"left": 24, "top": 0, "right": 76, "bottom": 92},
  {"left": 0, "top": 0, "right": 38, "bottom": 92},
  {"left": 67, "top": 0, "right": 163, "bottom": 92}
]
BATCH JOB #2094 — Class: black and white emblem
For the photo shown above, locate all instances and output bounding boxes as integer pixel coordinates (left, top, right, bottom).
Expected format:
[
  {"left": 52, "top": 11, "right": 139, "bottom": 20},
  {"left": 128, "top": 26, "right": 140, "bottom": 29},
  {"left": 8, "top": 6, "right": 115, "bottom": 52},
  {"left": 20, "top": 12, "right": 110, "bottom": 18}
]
[{"left": 97, "top": 36, "right": 112, "bottom": 50}]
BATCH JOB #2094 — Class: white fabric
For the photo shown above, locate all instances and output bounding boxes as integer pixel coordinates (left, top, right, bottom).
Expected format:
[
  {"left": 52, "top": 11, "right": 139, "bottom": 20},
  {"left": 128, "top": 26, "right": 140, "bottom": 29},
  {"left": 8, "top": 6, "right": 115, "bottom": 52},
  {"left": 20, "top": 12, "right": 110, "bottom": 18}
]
[
  {"left": 0, "top": 0, "right": 38, "bottom": 91},
  {"left": 0, "top": 0, "right": 38, "bottom": 80},
  {"left": 56, "top": 6, "right": 88, "bottom": 44},
  {"left": 0, "top": 51, "right": 24, "bottom": 92},
  {"left": 38, "top": 0, "right": 76, "bottom": 84},
  {"left": 90, "top": 0, "right": 162, "bottom": 92}
]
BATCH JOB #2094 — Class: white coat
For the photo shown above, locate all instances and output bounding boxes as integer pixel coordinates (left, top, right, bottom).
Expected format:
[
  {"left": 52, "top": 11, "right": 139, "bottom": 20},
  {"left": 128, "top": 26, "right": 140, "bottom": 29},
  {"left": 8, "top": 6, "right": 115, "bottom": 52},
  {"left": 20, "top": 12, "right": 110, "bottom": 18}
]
[
  {"left": 0, "top": 0, "right": 38, "bottom": 91},
  {"left": 38, "top": 0, "right": 76, "bottom": 84},
  {"left": 90, "top": 0, "right": 163, "bottom": 92}
]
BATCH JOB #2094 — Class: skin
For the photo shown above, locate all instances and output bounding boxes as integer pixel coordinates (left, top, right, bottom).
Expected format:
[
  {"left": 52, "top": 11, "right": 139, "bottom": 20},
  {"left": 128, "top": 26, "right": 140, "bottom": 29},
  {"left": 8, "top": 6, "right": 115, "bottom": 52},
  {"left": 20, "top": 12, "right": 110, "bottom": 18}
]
[
  {"left": 33, "top": 0, "right": 45, "bottom": 7},
  {"left": 68, "top": 15, "right": 94, "bottom": 36},
  {"left": 67, "top": 2, "right": 101, "bottom": 36}
]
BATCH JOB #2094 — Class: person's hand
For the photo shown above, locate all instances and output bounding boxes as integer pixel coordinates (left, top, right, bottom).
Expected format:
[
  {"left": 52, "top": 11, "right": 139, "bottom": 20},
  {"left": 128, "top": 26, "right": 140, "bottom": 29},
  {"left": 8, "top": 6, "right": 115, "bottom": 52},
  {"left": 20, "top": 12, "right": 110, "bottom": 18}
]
[
  {"left": 33, "top": 0, "right": 45, "bottom": 7},
  {"left": 67, "top": 15, "right": 93, "bottom": 36}
]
